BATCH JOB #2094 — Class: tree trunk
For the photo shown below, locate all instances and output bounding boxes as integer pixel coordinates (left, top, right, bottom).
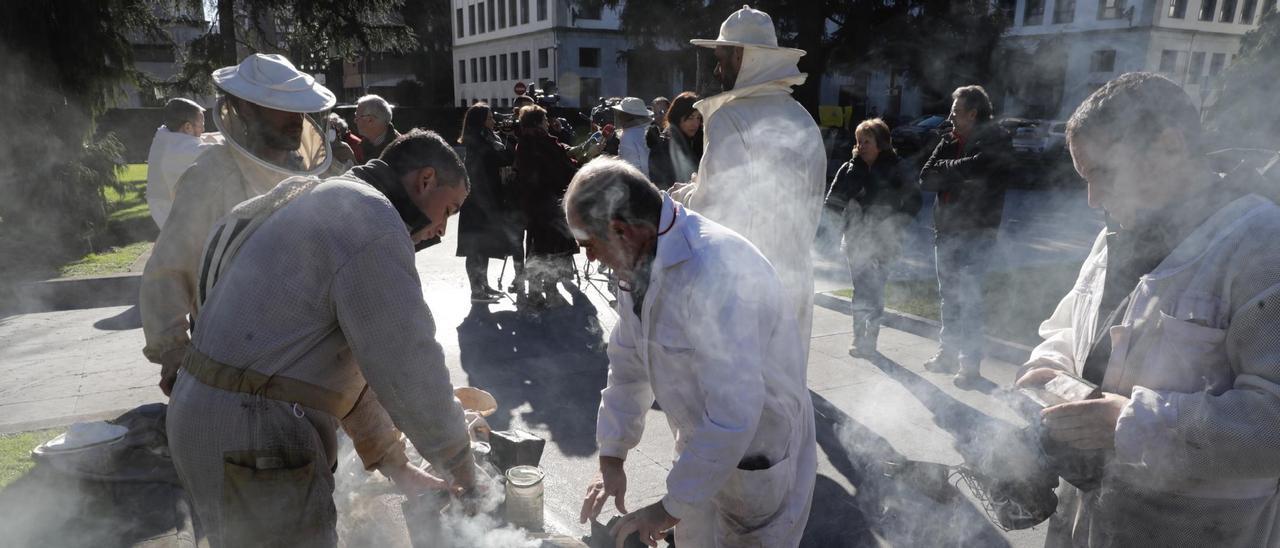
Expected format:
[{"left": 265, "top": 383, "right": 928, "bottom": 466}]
[
  {"left": 791, "top": 2, "right": 827, "bottom": 117},
  {"left": 219, "top": 0, "right": 237, "bottom": 66}
]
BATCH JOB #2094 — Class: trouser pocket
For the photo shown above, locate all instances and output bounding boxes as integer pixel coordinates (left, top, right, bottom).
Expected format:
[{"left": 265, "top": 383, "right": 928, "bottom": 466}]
[{"left": 221, "top": 448, "right": 333, "bottom": 547}]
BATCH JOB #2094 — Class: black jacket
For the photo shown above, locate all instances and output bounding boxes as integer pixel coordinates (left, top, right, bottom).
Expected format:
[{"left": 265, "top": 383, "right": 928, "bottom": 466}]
[
  {"left": 456, "top": 131, "right": 519, "bottom": 258},
  {"left": 826, "top": 151, "right": 922, "bottom": 221},
  {"left": 919, "top": 120, "right": 1013, "bottom": 232}
]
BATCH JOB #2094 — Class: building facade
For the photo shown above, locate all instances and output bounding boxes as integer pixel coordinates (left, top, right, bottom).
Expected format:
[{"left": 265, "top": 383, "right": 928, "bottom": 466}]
[
  {"left": 450, "top": 0, "right": 631, "bottom": 109},
  {"left": 1002, "top": 0, "right": 1274, "bottom": 120}
]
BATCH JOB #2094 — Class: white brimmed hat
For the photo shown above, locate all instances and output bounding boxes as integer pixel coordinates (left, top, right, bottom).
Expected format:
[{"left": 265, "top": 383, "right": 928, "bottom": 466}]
[
  {"left": 690, "top": 4, "right": 805, "bottom": 56},
  {"left": 212, "top": 53, "right": 336, "bottom": 113},
  {"left": 611, "top": 96, "right": 653, "bottom": 117}
]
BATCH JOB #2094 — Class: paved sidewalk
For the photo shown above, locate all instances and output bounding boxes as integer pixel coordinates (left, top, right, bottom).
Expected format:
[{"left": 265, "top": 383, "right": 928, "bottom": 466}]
[{"left": 0, "top": 229, "right": 1048, "bottom": 546}]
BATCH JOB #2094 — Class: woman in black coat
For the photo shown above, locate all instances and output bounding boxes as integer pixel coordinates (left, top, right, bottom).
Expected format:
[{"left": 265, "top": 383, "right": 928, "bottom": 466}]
[
  {"left": 648, "top": 91, "right": 703, "bottom": 190},
  {"left": 513, "top": 105, "right": 579, "bottom": 308},
  {"left": 456, "top": 103, "right": 519, "bottom": 303},
  {"left": 826, "top": 118, "right": 923, "bottom": 356}
]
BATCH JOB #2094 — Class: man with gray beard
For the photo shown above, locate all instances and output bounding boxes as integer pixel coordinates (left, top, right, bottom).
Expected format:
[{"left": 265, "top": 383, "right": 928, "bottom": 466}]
[{"left": 1017, "top": 72, "right": 1280, "bottom": 546}]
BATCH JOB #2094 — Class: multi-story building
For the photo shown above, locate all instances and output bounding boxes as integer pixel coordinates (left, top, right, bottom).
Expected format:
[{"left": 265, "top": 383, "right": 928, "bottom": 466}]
[
  {"left": 1002, "top": 0, "right": 1275, "bottom": 119},
  {"left": 450, "top": 0, "right": 631, "bottom": 109}
]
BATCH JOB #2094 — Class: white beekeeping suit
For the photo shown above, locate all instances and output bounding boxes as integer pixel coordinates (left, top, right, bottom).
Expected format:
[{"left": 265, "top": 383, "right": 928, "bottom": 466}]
[
  {"left": 145, "top": 126, "right": 222, "bottom": 227},
  {"left": 141, "top": 54, "right": 335, "bottom": 393},
  {"left": 597, "top": 195, "right": 817, "bottom": 547},
  {"left": 674, "top": 5, "right": 827, "bottom": 351},
  {"left": 1026, "top": 193, "right": 1280, "bottom": 547}
]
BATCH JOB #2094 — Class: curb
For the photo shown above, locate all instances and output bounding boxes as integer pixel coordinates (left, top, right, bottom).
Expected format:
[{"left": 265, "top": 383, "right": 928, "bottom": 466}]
[
  {"left": 813, "top": 291, "right": 1032, "bottom": 366},
  {"left": 6, "top": 273, "right": 141, "bottom": 314}
]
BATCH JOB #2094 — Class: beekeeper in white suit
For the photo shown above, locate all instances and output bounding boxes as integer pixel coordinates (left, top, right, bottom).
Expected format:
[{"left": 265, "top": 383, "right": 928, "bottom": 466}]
[
  {"left": 570, "top": 158, "right": 816, "bottom": 547},
  {"left": 672, "top": 5, "right": 826, "bottom": 355},
  {"left": 141, "top": 53, "right": 336, "bottom": 395},
  {"left": 1017, "top": 73, "right": 1280, "bottom": 546}
]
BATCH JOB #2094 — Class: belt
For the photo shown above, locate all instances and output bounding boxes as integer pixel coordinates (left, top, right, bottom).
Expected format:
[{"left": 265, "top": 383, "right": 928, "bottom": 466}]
[{"left": 181, "top": 347, "right": 365, "bottom": 418}]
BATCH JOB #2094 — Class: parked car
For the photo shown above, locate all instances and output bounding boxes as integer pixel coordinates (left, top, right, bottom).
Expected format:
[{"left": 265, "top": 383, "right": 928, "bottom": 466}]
[
  {"left": 891, "top": 114, "right": 948, "bottom": 155},
  {"left": 1004, "top": 118, "right": 1045, "bottom": 155},
  {"left": 1044, "top": 121, "right": 1068, "bottom": 157}
]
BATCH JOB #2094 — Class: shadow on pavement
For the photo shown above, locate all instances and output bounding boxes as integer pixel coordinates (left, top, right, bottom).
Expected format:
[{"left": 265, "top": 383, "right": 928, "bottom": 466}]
[
  {"left": 456, "top": 285, "right": 609, "bottom": 457},
  {"left": 865, "top": 353, "right": 1021, "bottom": 467},
  {"left": 93, "top": 305, "right": 142, "bottom": 331},
  {"left": 804, "top": 392, "right": 1012, "bottom": 547}
]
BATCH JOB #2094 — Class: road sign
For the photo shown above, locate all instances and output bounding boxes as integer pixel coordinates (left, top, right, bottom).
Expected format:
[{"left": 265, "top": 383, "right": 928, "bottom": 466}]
[{"left": 514, "top": 81, "right": 527, "bottom": 96}]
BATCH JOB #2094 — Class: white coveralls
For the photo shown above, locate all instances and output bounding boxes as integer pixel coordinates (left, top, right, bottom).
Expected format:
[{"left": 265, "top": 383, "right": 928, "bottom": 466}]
[
  {"left": 144, "top": 126, "right": 222, "bottom": 227},
  {"left": 672, "top": 47, "right": 827, "bottom": 357},
  {"left": 166, "top": 173, "right": 471, "bottom": 547},
  {"left": 141, "top": 98, "right": 333, "bottom": 379},
  {"left": 617, "top": 122, "right": 651, "bottom": 178},
  {"left": 597, "top": 195, "right": 817, "bottom": 547},
  {"left": 1027, "top": 194, "right": 1280, "bottom": 546}
]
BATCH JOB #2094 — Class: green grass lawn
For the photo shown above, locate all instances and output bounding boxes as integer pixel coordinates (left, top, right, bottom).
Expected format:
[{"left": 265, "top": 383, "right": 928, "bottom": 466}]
[
  {"left": 832, "top": 262, "right": 1079, "bottom": 346},
  {"left": 0, "top": 428, "right": 63, "bottom": 489},
  {"left": 52, "top": 164, "right": 153, "bottom": 279}
]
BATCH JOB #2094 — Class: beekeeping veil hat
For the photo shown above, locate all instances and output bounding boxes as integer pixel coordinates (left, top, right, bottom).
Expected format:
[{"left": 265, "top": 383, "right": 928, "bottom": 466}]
[
  {"left": 690, "top": 5, "right": 807, "bottom": 116},
  {"left": 210, "top": 54, "right": 335, "bottom": 178},
  {"left": 212, "top": 53, "right": 336, "bottom": 113}
]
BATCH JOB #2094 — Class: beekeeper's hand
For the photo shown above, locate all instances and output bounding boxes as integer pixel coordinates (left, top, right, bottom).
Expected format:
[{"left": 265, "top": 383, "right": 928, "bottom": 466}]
[
  {"left": 610, "top": 501, "right": 678, "bottom": 548},
  {"left": 157, "top": 346, "right": 187, "bottom": 397},
  {"left": 580, "top": 456, "right": 627, "bottom": 524},
  {"left": 1041, "top": 392, "right": 1131, "bottom": 451},
  {"left": 385, "top": 462, "right": 449, "bottom": 498},
  {"left": 447, "top": 456, "right": 479, "bottom": 507},
  {"left": 1015, "top": 362, "right": 1065, "bottom": 388}
]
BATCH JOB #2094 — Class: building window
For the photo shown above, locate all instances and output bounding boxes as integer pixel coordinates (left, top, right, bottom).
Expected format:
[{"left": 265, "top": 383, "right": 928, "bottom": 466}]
[
  {"left": 1098, "top": 0, "right": 1126, "bottom": 19},
  {"left": 468, "top": 4, "right": 476, "bottom": 35},
  {"left": 521, "top": 0, "right": 530, "bottom": 23},
  {"left": 579, "top": 77, "right": 601, "bottom": 108},
  {"left": 538, "top": 48, "right": 549, "bottom": 68},
  {"left": 1054, "top": 0, "right": 1076, "bottom": 22},
  {"left": 1189, "top": 51, "right": 1206, "bottom": 80},
  {"left": 470, "top": 58, "right": 478, "bottom": 82},
  {"left": 488, "top": 0, "right": 496, "bottom": 30},
  {"left": 577, "top": 0, "right": 603, "bottom": 19},
  {"left": 1091, "top": 49, "right": 1116, "bottom": 72},
  {"left": 501, "top": 98, "right": 509, "bottom": 107},
  {"left": 499, "top": 0, "right": 507, "bottom": 28},
  {"left": 1221, "top": 0, "right": 1239, "bottom": 20},
  {"left": 1201, "top": 0, "right": 1218, "bottom": 20},
  {"left": 1168, "top": 0, "right": 1188, "bottom": 17},
  {"left": 508, "top": 0, "right": 517, "bottom": 26},
  {"left": 490, "top": 54, "right": 498, "bottom": 81},
  {"left": 1242, "top": 0, "right": 1259, "bottom": 22},
  {"left": 478, "top": 2, "right": 486, "bottom": 32},
  {"left": 500, "top": 54, "right": 508, "bottom": 80},
  {"left": 461, "top": 99, "right": 468, "bottom": 107},
  {"left": 459, "top": 60, "right": 467, "bottom": 83},
  {"left": 522, "top": 50, "right": 532, "bottom": 78},
  {"left": 1265, "top": 0, "right": 1277, "bottom": 16},
  {"left": 510, "top": 53, "right": 519, "bottom": 79},
  {"left": 1159, "top": 50, "right": 1179, "bottom": 73},
  {"left": 480, "top": 57, "right": 488, "bottom": 82},
  {"left": 456, "top": 8, "right": 465, "bottom": 38},
  {"left": 1024, "top": 0, "right": 1045, "bottom": 24},
  {"left": 579, "top": 47, "right": 600, "bottom": 68},
  {"left": 1209, "top": 52, "right": 1226, "bottom": 76},
  {"left": 537, "top": 0, "right": 548, "bottom": 21},
  {"left": 133, "top": 44, "right": 176, "bottom": 63}
]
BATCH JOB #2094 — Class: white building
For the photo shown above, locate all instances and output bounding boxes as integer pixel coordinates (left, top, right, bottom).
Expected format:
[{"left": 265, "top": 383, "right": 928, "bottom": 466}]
[
  {"left": 1002, "top": 0, "right": 1275, "bottom": 119},
  {"left": 450, "top": 0, "right": 631, "bottom": 109}
]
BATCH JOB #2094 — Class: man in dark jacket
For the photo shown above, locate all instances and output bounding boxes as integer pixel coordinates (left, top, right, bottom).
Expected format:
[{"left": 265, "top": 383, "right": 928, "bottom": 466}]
[{"left": 919, "top": 85, "right": 1013, "bottom": 383}]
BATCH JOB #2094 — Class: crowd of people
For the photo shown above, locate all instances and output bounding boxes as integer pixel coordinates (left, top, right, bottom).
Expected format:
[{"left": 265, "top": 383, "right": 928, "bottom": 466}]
[{"left": 132, "top": 3, "right": 1280, "bottom": 547}]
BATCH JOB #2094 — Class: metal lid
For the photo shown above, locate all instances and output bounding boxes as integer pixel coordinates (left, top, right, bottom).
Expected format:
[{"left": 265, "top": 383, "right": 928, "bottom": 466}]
[{"left": 505, "top": 465, "right": 545, "bottom": 487}]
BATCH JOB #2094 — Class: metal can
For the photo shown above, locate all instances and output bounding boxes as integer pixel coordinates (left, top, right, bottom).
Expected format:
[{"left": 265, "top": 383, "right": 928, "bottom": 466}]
[{"left": 504, "top": 465, "right": 545, "bottom": 531}]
